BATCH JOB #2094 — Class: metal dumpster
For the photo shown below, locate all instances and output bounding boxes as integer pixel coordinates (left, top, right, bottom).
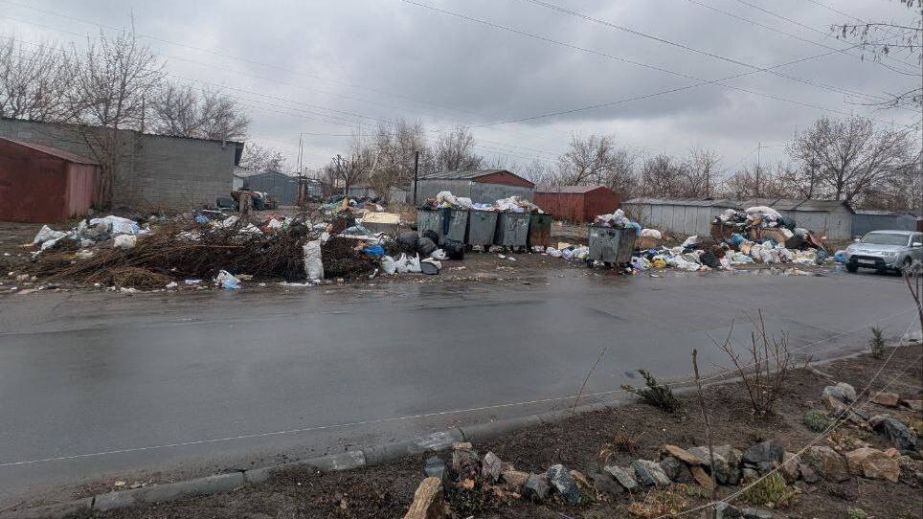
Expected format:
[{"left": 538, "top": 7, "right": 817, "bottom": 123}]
[
  {"left": 587, "top": 225, "right": 637, "bottom": 266},
  {"left": 494, "top": 212, "right": 531, "bottom": 248},
  {"left": 528, "top": 213, "right": 553, "bottom": 248},
  {"left": 467, "top": 210, "right": 498, "bottom": 248},
  {"left": 416, "top": 208, "right": 468, "bottom": 245}
]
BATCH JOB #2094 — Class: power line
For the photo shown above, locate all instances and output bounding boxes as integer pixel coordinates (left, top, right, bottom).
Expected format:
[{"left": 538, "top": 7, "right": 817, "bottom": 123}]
[
  {"left": 686, "top": 0, "right": 920, "bottom": 76},
  {"left": 517, "top": 0, "right": 889, "bottom": 104}
]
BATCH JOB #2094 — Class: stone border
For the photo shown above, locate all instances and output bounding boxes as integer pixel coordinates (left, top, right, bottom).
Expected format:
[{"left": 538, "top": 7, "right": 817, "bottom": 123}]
[{"left": 1, "top": 349, "right": 873, "bottom": 518}]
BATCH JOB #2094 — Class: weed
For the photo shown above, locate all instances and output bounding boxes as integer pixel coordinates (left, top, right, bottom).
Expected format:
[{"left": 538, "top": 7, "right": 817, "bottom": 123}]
[
  {"left": 740, "top": 472, "right": 799, "bottom": 508},
  {"left": 847, "top": 508, "right": 868, "bottom": 519},
  {"left": 622, "top": 370, "right": 681, "bottom": 413},
  {"left": 802, "top": 409, "right": 832, "bottom": 433},
  {"left": 716, "top": 311, "right": 801, "bottom": 417},
  {"left": 869, "top": 326, "right": 886, "bottom": 359},
  {"left": 600, "top": 432, "right": 640, "bottom": 461},
  {"left": 627, "top": 487, "right": 690, "bottom": 518}
]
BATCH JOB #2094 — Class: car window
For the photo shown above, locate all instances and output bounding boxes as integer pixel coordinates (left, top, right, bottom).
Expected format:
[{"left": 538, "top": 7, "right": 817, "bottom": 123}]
[{"left": 862, "top": 232, "right": 911, "bottom": 246}]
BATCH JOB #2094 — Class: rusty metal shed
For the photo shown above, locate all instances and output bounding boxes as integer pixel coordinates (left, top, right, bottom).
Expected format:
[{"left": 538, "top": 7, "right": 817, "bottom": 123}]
[
  {"left": 534, "top": 185, "right": 620, "bottom": 223},
  {"left": 0, "top": 137, "right": 98, "bottom": 223}
]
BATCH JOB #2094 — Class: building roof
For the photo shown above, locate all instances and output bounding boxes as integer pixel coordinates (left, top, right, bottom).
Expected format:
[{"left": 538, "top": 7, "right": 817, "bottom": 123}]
[
  {"left": 0, "top": 137, "right": 99, "bottom": 165},
  {"left": 536, "top": 185, "right": 610, "bottom": 194},
  {"left": 738, "top": 198, "right": 854, "bottom": 213},
  {"left": 623, "top": 197, "right": 739, "bottom": 208},
  {"left": 854, "top": 209, "right": 915, "bottom": 216},
  {"left": 420, "top": 169, "right": 514, "bottom": 180}
]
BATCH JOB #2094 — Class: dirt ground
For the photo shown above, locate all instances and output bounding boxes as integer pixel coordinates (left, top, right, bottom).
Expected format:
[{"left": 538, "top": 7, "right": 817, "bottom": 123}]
[{"left": 63, "top": 345, "right": 923, "bottom": 519}]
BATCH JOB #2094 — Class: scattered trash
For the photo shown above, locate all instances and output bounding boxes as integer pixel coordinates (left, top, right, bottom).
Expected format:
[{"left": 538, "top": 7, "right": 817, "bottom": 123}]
[{"left": 215, "top": 270, "right": 241, "bottom": 289}]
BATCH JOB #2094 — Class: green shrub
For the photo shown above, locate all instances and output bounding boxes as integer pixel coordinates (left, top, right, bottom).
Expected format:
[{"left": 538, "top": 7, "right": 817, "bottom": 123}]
[
  {"left": 803, "top": 409, "right": 832, "bottom": 432},
  {"left": 740, "top": 472, "right": 798, "bottom": 508},
  {"left": 847, "top": 508, "right": 868, "bottom": 519},
  {"left": 622, "top": 369, "right": 681, "bottom": 413},
  {"left": 869, "top": 327, "right": 885, "bottom": 359}
]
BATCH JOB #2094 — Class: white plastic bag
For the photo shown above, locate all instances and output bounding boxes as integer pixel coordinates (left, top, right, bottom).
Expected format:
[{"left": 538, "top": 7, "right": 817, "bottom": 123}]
[
  {"left": 545, "top": 247, "right": 562, "bottom": 258},
  {"left": 681, "top": 235, "right": 699, "bottom": 248},
  {"left": 406, "top": 254, "right": 422, "bottom": 273},
  {"left": 640, "top": 229, "right": 662, "bottom": 239},
  {"left": 430, "top": 249, "right": 447, "bottom": 261},
  {"left": 113, "top": 235, "right": 137, "bottom": 249},
  {"left": 90, "top": 215, "right": 140, "bottom": 236},
  {"left": 33, "top": 225, "right": 66, "bottom": 245},
  {"left": 381, "top": 255, "right": 397, "bottom": 275},
  {"left": 215, "top": 270, "right": 241, "bottom": 289},
  {"left": 303, "top": 240, "right": 324, "bottom": 282}
]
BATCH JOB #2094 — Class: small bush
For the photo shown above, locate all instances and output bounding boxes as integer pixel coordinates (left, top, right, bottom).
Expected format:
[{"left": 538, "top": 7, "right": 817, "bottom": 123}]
[
  {"left": 622, "top": 369, "right": 681, "bottom": 413},
  {"left": 600, "top": 432, "right": 640, "bottom": 461},
  {"left": 627, "top": 486, "right": 690, "bottom": 518},
  {"left": 803, "top": 409, "right": 831, "bottom": 432},
  {"left": 869, "top": 326, "right": 885, "bottom": 359},
  {"left": 740, "top": 472, "right": 798, "bottom": 508},
  {"left": 847, "top": 508, "right": 868, "bottom": 519}
]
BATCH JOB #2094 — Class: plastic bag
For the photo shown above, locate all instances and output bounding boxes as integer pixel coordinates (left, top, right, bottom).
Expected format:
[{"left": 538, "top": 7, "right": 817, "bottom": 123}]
[
  {"left": 430, "top": 249, "right": 447, "bottom": 261},
  {"left": 420, "top": 258, "right": 441, "bottom": 275},
  {"left": 381, "top": 255, "right": 397, "bottom": 275},
  {"left": 545, "top": 247, "right": 562, "bottom": 258},
  {"left": 90, "top": 215, "right": 140, "bottom": 236},
  {"left": 363, "top": 244, "right": 385, "bottom": 258},
  {"left": 215, "top": 270, "right": 241, "bottom": 289},
  {"left": 32, "top": 225, "right": 66, "bottom": 245},
  {"left": 631, "top": 256, "right": 651, "bottom": 270},
  {"left": 640, "top": 229, "right": 662, "bottom": 239},
  {"left": 681, "top": 235, "right": 699, "bottom": 248},
  {"left": 113, "top": 235, "right": 137, "bottom": 249},
  {"left": 406, "top": 254, "right": 422, "bottom": 273},
  {"left": 394, "top": 253, "right": 410, "bottom": 273},
  {"left": 303, "top": 240, "right": 324, "bottom": 282}
]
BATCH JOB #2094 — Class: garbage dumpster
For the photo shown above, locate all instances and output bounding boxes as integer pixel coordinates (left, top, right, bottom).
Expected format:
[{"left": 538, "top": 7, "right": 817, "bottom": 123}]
[
  {"left": 494, "top": 212, "right": 530, "bottom": 249},
  {"left": 588, "top": 225, "right": 637, "bottom": 266},
  {"left": 416, "top": 208, "right": 468, "bottom": 245},
  {"left": 467, "top": 210, "right": 498, "bottom": 248},
  {"left": 528, "top": 213, "right": 552, "bottom": 248}
]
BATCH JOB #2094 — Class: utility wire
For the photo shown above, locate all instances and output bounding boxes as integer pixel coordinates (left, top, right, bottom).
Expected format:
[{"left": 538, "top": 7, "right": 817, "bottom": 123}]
[{"left": 517, "top": 0, "right": 889, "bottom": 104}]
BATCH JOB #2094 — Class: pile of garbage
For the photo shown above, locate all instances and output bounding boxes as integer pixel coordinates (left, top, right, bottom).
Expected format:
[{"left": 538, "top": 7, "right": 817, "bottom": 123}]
[
  {"left": 593, "top": 209, "right": 642, "bottom": 234},
  {"left": 318, "top": 195, "right": 386, "bottom": 215},
  {"left": 420, "top": 191, "right": 543, "bottom": 213}
]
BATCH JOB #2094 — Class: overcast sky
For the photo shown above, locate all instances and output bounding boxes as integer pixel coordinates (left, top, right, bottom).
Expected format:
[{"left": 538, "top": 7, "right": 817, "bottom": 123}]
[{"left": 1, "top": 0, "right": 920, "bottom": 178}]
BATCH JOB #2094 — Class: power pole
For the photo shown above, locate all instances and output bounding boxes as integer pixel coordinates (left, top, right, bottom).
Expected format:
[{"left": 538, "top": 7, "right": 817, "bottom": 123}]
[
  {"left": 413, "top": 151, "right": 420, "bottom": 205},
  {"left": 755, "top": 142, "right": 762, "bottom": 198}
]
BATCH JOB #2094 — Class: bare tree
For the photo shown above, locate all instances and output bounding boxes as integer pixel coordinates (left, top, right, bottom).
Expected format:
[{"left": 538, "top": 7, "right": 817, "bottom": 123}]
[
  {"left": 788, "top": 116, "right": 913, "bottom": 205},
  {"left": 556, "top": 134, "right": 639, "bottom": 197},
  {"left": 639, "top": 154, "right": 685, "bottom": 197},
  {"left": 239, "top": 142, "right": 286, "bottom": 172},
  {"left": 681, "top": 148, "right": 721, "bottom": 198},
  {"left": 150, "top": 83, "right": 249, "bottom": 141},
  {"left": 433, "top": 126, "right": 483, "bottom": 172},
  {"left": 0, "top": 38, "right": 74, "bottom": 122},
  {"left": 69, "top": 26, "right": 164, "bottom": 208},
  {"left": 367, "top": 119, "right": 428, "bottom": 198},
  {"left": 324, "top": 133, "right": 375, "bottom": 195}
]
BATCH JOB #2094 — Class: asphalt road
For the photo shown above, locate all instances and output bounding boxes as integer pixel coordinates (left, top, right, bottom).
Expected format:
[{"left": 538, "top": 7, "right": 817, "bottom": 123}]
[{"left": 0, "top": 269, "right": 916, "bottom": 507}]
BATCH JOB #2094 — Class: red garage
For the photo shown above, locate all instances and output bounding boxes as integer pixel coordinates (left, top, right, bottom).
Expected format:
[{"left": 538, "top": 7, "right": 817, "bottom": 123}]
[
  {"left": 534, "top": 185, "right": 620, "bottom": 223},
  {"left": 0, "top": 137, "right": 98, "bottom": 223}
]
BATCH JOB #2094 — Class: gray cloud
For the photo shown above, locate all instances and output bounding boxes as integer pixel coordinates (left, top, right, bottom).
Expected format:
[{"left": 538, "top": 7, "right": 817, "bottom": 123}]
[{"left": 3, "top": 0, "right": 919, "bottom": 174}]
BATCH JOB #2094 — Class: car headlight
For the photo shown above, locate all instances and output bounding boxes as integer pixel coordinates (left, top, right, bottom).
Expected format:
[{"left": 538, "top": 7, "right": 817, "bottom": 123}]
[{"left": 882, "top": 251, "right": 898, "bottom": 257}]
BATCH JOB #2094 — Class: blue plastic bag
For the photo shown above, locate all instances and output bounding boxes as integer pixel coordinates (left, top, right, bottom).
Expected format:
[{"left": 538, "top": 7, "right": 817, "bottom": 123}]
[{"left": 363, "top": 244, "right": 385, "bottom": 258}]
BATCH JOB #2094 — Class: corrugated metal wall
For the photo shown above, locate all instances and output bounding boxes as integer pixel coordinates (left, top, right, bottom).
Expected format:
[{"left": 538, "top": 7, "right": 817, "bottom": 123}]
[
  {"left": 243, "top": 173, "right": 299, "bottom": 205},
  {"left": 852, "top": 213, "right": 917, "bottom": 237},
  {"left": 624, "top": 202, "right": 737, "bottom": 236}
]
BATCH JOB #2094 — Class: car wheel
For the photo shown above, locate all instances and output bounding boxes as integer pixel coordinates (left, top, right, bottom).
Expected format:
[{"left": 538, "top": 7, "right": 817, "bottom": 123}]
[{"left": 846, "top": 263, "right": 858, "bottom": 273}]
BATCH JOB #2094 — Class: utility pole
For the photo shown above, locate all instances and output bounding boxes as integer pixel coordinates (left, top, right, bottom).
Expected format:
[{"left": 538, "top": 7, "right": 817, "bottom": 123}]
[
  {"left": 755, "top": 142, "right": 762, "bottom": 198},
  {"left": 413, "top": 151, "right": 420, "bottom": 206}
]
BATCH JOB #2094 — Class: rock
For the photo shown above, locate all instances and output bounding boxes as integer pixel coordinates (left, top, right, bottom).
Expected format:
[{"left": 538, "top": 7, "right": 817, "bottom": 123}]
[
  {"left": 424, "top": 456, "right": 446, "bottom": 481},
  {"left": 659, "top": 456, "right": 683, "bottom": 481},
  {"left": 883, "top": 447, "right": 900, "bottom": 458},
  {"left": 799, "top": 463, "right": 819, "bottom": 484},
  {"left": 546, "top": 464, "right": 580, "bottom": 505},
  {"left": 403, "top": 477, "right": 447, "bottom": 519},
  {"left": 522, "top": 474, "right": 550, "bottom": 502},
  {"left": 822, "top": 382, "right": 857, "bottom": 404},
  {"left": 690, "top": 465, "right": 716, "bottom": 491},
  {"left": 902, "top": 399, "right": 923, "bottom": 412},
  {"left": 715, "top": 502, "right": 742, "bottom": 519},
  {"left": 741, "top": 508, "right": 773, "bottom": 519},
  {"left": 845, "top": 447, "right": 901, "bottom": 482},
  {"left": 481, "top": 452, "right": 502, "bottom": 482},
  {"left": 871, "top": 392, "right": 900, "bottom": 407},
  {"left": 870, "top": 415, "right": 919, "bottom": 453},
  {"left": 501, "top": 470, "right": 530, "bottom": 491},
  {"left": 742, "top": 440, "right": 785, "bottom": 469},
  {"left": 802, "top": 409, "right": 832, "bottom": 433},
  {"left": 690, "top": 446, "right": 741, "bottom": 485},
  {"left": 604, "top": 464, "right": 638, "bottom": 491},
  {"left": 779, "top": 452, "right": 800, "bottom": 483},
  {"left": 452, "top": 442, "right": 472, "bottom": 450},
  {"left": 802, "top": 446, "right": 850, "bottom": 482},
  {"left": 662, "top": 444, "right": 704, "bottom": 465},
  {"left": 631, "top": 459, "right": 671, "bottom": 487},
  {"left": 587, "top": 469, "right": 624, "bottom": 496},
  {"left": 450, "top": 448, "right": 479, "bottom": 477},
  {"left": 741, "top": 467, "right": 759, "bottom": 483}
]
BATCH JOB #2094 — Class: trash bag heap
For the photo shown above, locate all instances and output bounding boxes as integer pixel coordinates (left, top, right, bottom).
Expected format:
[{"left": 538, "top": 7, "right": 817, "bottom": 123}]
[{"left": 625, "top": 204, "right": 830, "bottom": 273}]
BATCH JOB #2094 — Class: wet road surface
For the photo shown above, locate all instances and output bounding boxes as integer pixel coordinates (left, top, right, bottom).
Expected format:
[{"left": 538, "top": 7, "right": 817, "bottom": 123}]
[{"left": 0, "top": 269, "right": 916, "bottom": 506}]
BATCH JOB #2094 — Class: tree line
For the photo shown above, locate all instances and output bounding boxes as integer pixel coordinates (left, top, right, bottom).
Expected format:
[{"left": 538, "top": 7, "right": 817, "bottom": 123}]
[{"left": 320, "top": 115, "right": 919, "bottom": 212}]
